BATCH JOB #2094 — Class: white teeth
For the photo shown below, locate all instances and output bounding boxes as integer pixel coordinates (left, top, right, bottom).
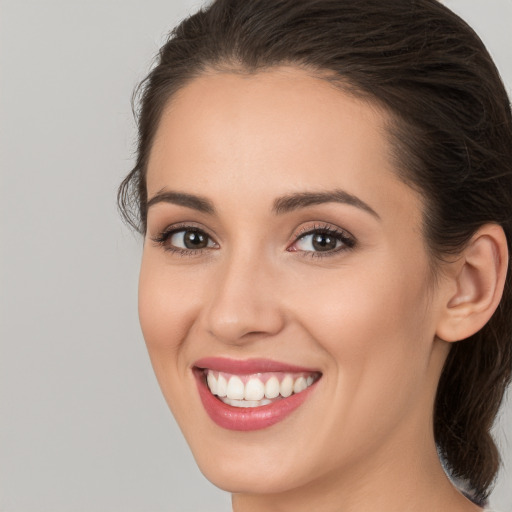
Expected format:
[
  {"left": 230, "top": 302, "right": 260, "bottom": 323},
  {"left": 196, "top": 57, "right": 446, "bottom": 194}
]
[
  {"left": 265, "top": 376, "right": 280, "bottom": 399},
  {"left": 221, "top": 398, "right": 272, "bottom": 408},
  {"left": 245, "top": 378, "right": 265, "bottom": 401},
  {"left": 207, "top": 372, "right": 217, "bottom": 395},
  {"left": 293, "top": 376, "right": 307, "bottom": 394},
  {"left": 280, "top": 375, "right": 294, "bottom": 398},
  {"left": 205, "top": 370, "right": 318, "bottom": 405},
  {"left": 226, "top": 376, "right": 245, "bottom": 400},
  {"left": 217, "top": 374, "right": 227, "bottom": 397}
]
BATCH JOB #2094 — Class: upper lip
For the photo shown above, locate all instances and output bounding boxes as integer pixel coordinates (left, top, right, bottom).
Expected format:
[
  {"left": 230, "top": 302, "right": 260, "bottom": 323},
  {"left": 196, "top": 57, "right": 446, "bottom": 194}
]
[{"left": 193, "top": 357, "right": 320, "bottom": 375}]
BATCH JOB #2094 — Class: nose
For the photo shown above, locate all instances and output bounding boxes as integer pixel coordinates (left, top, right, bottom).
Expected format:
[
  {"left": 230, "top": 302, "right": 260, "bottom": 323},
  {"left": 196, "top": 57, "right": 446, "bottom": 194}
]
[{"left": 201, "top": 250, "right": 286, "bottom": 344}]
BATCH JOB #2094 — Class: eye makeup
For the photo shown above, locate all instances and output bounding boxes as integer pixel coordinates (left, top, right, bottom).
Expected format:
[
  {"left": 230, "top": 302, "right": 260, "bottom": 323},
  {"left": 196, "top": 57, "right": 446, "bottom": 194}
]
[
  {"left": 287, "top": 222, "right": 356, "bottom": 258},
  {"left": 150, "top": 222, "right": 219, "bottom": 257},
  {"left": 150, "top": 220, "right": 356, "bottom": 259}
]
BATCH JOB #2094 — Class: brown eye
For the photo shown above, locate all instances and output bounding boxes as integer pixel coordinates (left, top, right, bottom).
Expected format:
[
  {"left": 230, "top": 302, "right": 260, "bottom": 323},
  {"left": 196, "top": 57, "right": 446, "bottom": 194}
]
[
  {"left": 183, "top": 230, "right": 208, "bottom": 249},
  {"left": 293, "top": 231, "right": 344, "bottom": 252},
  {"left": 311, "top": 233, "right": 338, "bottom": 251},
  {"left": 170, "top": 229, "right": 213, "bottom": 250}
]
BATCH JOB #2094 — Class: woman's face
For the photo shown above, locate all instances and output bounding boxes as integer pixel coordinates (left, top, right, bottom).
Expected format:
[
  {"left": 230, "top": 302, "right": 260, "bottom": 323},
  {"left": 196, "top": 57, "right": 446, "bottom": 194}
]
[{"left": 139, "top": 67, "right": 451, "bottom": 494}]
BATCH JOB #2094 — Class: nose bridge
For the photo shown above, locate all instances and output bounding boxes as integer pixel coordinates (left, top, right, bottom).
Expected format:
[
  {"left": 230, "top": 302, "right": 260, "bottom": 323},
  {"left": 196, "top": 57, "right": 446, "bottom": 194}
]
[{"left": 203, "top": 244, "right": 284, "bottom": 343}]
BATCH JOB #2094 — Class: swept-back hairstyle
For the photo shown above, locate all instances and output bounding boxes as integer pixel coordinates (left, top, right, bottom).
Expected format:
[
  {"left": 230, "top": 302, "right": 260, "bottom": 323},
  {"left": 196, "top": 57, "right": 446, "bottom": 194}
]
[{"left": 118, "top": 0, "right": 512, "bottom": 501}]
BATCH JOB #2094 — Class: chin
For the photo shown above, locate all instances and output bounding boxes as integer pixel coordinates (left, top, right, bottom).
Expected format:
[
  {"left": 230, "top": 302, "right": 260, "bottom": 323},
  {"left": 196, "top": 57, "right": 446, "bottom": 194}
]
[{"left": 193, "top": 447, "right": 315, "bottom": 495}]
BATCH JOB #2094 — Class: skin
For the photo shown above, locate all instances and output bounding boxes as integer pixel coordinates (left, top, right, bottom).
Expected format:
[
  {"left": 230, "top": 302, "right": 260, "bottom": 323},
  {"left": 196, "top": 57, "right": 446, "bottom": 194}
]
[{"left": 139, "top": 66, "right": 486, "bottom": 512}]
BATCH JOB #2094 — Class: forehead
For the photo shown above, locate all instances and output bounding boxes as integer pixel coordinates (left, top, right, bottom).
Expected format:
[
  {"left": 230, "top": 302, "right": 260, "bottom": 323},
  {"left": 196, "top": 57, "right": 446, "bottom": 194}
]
[{"left": 146, "top": 66, "right": 420, "bottom": 224}]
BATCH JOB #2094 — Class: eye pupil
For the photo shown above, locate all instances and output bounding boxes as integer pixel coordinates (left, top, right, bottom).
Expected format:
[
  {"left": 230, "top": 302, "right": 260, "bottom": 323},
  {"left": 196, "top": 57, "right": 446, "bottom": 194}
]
[
  {"left": 184, "top": 230, "right": 207, "bottom": 249},
  {"left": 312, "top": 233, "right": 337, "bottom": 251}
]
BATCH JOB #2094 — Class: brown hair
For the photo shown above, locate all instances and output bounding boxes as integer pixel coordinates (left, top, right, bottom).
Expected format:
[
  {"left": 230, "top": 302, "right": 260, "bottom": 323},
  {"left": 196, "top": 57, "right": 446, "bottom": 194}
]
[{"left": 118, "top": 0, "right": 512, "bottom": 501}]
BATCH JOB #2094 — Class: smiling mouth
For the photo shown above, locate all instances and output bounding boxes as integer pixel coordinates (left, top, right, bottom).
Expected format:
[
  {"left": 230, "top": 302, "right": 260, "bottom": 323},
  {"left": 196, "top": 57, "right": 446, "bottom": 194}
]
[
  {"left": 192, "top": 358, "right": 322, "bottom": 430},
  {"left": 203, "top": 370, "right": 320, "bottom": 408}
]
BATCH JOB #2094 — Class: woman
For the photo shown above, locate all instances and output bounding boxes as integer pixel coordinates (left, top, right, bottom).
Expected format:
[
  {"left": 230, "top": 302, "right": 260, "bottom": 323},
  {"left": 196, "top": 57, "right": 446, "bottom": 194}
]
[{"left": 118, "top": 0, "right": 512, "bottom": 510}]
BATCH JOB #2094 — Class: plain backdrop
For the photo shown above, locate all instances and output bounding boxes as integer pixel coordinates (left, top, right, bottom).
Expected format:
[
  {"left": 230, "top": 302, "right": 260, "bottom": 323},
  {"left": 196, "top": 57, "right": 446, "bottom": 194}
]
[{"left": 0, "top": 1, "right": 511, "bottom": 511}]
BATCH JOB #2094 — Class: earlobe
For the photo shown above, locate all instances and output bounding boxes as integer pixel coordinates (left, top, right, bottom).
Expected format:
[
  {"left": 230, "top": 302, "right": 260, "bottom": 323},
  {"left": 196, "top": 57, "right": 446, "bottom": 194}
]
[{"left": 436, "top": 224, "right": 508, "bottom": 343}]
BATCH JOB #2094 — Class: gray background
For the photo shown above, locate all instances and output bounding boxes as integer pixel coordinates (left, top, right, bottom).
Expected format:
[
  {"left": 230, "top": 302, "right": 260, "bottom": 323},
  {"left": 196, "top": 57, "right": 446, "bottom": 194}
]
[{"left": 0, "top": 0, "right": 510, "bottom": 511}]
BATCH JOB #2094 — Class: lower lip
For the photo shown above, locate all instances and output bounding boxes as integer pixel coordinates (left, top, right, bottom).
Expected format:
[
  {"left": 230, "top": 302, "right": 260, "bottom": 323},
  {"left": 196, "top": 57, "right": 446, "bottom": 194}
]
[{"left": 194, "top": 370, "right": 318, "bottom": 431}]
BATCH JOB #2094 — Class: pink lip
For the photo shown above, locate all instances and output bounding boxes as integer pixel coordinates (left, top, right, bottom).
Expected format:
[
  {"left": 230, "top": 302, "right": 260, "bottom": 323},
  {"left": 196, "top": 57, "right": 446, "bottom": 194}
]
[
  {"left": 192, "top": 358, "right": 321, "bottom": 431},
  {"left": 194, "top": 357, "right": 317, "bottom": 374}
]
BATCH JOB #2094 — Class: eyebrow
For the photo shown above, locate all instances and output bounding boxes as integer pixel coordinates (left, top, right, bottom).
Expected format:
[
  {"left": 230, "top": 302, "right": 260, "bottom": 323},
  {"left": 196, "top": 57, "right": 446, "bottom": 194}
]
[
  {"left": 146, "top": 190, "right": 215, "bottom": 214},
  {"left": 272, "top": 190, "right": 380, "bottom": 219},
  {"left": 146, "top": 188, "right": 379, "bottom": 219}
]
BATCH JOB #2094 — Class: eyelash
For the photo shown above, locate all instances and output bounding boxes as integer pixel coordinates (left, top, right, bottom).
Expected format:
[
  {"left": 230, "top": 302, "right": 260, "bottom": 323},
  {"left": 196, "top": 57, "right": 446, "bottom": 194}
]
[
  {"left": 289, "top": 223, "right": 356, "bottom": 259},
  {"left": 150, "top": 223, "right": 216, "bottom": 257},
  {"left": 150, "top": 223, "right": 356, "bottom": 258}
]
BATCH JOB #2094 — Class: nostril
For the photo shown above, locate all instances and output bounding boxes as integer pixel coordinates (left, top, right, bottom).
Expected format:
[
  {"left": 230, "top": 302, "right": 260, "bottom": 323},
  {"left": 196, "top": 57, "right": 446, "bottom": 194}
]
[{"left": 204, "top": 306, "right": 285, "bottom": 344}]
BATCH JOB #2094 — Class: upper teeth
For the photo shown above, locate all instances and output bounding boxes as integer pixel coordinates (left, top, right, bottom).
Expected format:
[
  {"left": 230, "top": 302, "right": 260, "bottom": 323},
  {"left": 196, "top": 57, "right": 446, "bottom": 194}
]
[{"left": 206, "top": 370, "right": 316, "bottom": 402}]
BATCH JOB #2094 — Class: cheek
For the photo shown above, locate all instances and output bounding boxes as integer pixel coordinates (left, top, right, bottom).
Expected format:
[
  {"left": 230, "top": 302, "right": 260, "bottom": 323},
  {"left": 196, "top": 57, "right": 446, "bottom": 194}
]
[
  {"left": 295, "top": 263, "right": 429, "bottom": 345},
  {"left": 138, "top": 252, "right": 202, "bottom": 362},
  {"left": 288, "top": 261, "right": 435, "bottom": 456},
  {"left": 137, "top": 252, "right": 208, "bottom": 426},
  {"left": 289, "top": 253, "right": 434, "bottom": 393}
]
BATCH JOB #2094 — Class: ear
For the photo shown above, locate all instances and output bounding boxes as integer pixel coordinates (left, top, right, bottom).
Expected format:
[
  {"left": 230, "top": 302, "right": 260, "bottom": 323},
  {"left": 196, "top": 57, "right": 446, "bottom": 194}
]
[{"left": 436, "top": 224, "right": 509, "bottom": 343}]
